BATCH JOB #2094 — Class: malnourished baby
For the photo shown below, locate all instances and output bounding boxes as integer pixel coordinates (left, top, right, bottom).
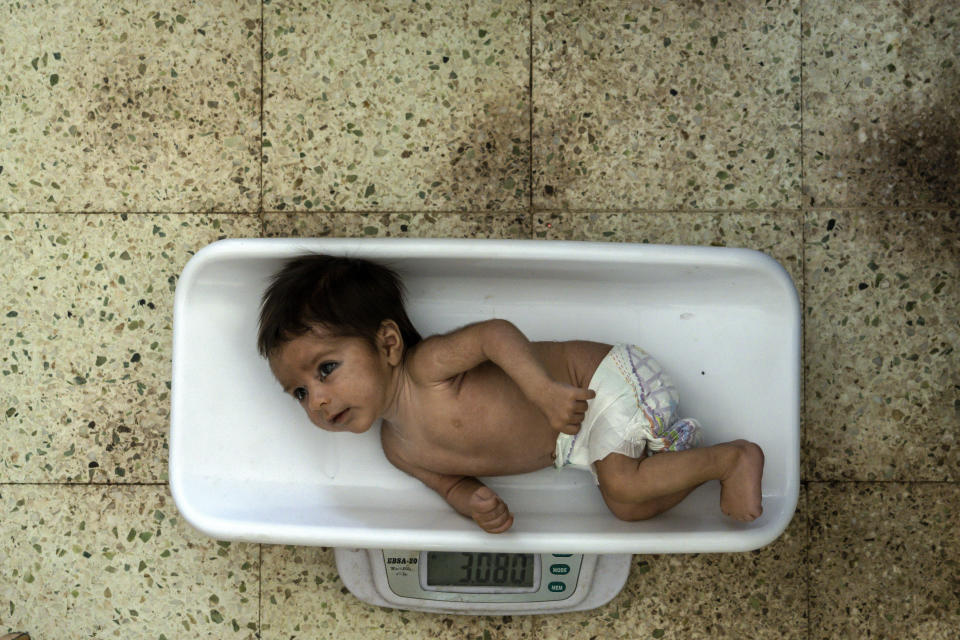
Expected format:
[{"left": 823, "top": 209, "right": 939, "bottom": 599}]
[{"left": 258, "top": 254, "right": 764, "bottom": 533}]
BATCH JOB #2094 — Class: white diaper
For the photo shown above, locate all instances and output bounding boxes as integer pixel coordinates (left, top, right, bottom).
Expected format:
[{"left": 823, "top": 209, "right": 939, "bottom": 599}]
[{"left": 554, "top": 344, "right": 702, "bottom": 484}]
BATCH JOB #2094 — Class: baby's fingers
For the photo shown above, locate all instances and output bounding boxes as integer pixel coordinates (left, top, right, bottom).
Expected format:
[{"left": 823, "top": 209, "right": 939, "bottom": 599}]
[
  {"left": 565, "top": 389, "right": 594, "bottom": 419},
  {"left": 469, "top": 489, "right": 513, "bottom": 533},
  {"left": 576, "top": 387, "right": 597, "bottom": 401},
  {"left": 473, "top": 496, "right": 507, "bottom": 522},
  {"left": 556, "top": 421, "right": 580, "bottom": 435},
  {"left": 560, "top": 391, "right": 593, "bottom": 433},
  {"left": 478, "top": 511, "right": 514, "bottom": 534}
]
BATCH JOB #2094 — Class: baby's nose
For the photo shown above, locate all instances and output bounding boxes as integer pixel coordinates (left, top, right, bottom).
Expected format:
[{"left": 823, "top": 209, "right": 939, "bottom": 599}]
[{"left": 307, "top": 388, "right": 330, "bottom": 413}]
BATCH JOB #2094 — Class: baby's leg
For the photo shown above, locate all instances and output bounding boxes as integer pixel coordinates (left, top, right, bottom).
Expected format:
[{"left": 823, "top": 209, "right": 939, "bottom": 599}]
[{"left": 595, "top": 440, "right": 764, "bottom": 522}]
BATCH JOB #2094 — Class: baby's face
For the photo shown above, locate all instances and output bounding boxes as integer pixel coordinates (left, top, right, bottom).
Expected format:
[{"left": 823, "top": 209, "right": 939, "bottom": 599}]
[{"left": 268, "top": 327, "right": 395, "bottom": 434}]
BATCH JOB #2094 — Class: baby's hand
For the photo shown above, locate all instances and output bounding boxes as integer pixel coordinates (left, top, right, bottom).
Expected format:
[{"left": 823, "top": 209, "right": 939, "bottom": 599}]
[
  {"left": 469, "top": 486, "right": 513, "bottom": 534},
  {"left": 540, "top": 382, "right": 596, "bottom": 435}
]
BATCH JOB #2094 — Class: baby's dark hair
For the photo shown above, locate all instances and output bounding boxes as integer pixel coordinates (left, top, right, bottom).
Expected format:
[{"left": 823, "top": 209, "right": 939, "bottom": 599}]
[{"left": 257, "top": 253, "right": 422, "bottom": 358}]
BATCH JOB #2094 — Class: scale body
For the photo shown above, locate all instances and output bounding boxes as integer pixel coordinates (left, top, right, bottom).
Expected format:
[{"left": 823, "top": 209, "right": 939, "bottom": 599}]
[{"left": 335, "top": 549, "right": 631, "bottom": 615}]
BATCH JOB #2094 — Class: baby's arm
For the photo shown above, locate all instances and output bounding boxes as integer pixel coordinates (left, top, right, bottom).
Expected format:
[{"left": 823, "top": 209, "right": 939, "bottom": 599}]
[
  {"left": 409, "top": 319, "right": 595, "bottom": 435},
  {"left": 383, "top": 445, "right": 513, "bottom": 533}
]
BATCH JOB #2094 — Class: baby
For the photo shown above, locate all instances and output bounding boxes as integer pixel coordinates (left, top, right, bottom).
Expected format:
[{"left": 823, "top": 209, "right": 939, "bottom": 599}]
[{"left": 257, "top": 254, "right": 764, "bottom": 533}]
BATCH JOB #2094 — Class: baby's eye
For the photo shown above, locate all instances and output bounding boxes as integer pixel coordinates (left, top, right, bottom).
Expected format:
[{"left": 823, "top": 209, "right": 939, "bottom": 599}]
[
  {"left": 318, "top": 361, "right": 338, "bottom": 380},
  {"left": 292, "top": 387, "right": 306, "bottom": 402}
]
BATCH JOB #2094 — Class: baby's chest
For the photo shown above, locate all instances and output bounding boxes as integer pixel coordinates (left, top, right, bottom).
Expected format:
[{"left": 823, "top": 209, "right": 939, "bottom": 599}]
[{"left": 414, "top": 386, "right": 546, "bottom": 446}]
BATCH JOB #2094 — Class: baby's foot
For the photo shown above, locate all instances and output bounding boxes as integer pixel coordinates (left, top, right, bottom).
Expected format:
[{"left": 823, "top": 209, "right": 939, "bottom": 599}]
[{"left": 719, "top": 440, "right": 764, "bottom": 522}]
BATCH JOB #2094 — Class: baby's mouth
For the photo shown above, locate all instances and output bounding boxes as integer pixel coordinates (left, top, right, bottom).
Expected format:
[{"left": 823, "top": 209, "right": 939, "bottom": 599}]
[{"left": 330, "top": 408, "right": 349, "bottom": 425}]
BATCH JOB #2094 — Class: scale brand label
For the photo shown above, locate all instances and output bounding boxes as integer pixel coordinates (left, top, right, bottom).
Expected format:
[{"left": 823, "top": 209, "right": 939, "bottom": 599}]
[{"left": 385, "top": 553, "right": 418, "bottom": 579}]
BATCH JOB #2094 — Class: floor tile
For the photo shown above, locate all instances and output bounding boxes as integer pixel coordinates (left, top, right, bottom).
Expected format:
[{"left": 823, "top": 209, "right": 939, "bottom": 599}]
[
  {"left": 808, "top": 482, "right": 960, "bottom": 639},
  {"left": 335, "top": 211, "right": 531, "bottom": 239},
  {"left": 802, "top": 0, "right": 960, "bottom": 207},
  {"left": 0, "top": 484, "right": 259, "bottom": 639},
  {"left": 0, "top": 213, "right": 261, "bottom": 483},
  {"left": 260, "top": 545, "right": 532, "bottom": 639},
  {"left": 533, "top": 0, "right": 801, "bottom": 210},
  {"left": 263, "top": 0, "right": 530, "bottom": 212},
  {"left": 533, "top": 210, "right": 719, "bottom": 245},
  {"left": 803, "top": 210, "right": 959, "bottom": 481},
  {"left": 532, "top": 486, "right": 807, "bottom": 639},
  {"left": 263, "top": 212, "right": 335, "bottom": 238},
  {"left": 0, "top": 1, "right": 261, "bottom": 212},
  {"left": 1, "top": 2, "right": 958, "bottom": 639},
  {"left": 264, "top": 211, "right": 531, "bottom": 238}
]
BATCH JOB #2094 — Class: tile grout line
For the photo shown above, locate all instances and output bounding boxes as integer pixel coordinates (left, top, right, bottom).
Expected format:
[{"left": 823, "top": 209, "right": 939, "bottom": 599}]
[
  {"left": 259, "top": 0, "right": 265, "bottom": 218},
  {"left": 259, "top": 0, "right": 266, "bottom": 237},
  {"left": 531, "top": 207, "right": 802, "bottom": 215},
  {"left": 799, "top": 0, "right": 805, "bottom": 211},
  {"left": 0, "top": 482, "right": 171, "bottom": 487},
  {"left": 528, "top": 0, "right": 535, "bottom": 239},
  {"left": 6, "top": 202, "right": 955, "bottom": 218}
]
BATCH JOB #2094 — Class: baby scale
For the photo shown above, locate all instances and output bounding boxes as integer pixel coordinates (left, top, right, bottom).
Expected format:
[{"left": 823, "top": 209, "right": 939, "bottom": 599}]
[
  {"left": 169, "top": 238, "right": 801, "bottom": 614},
  {"left": 335, "top": 549, "right": 631, "bottom": 614}
]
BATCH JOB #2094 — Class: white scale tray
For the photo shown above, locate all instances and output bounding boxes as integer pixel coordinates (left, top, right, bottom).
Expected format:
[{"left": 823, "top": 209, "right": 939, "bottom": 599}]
[{"left": 170, "top": 238, "right": 800, "bottom": 554}]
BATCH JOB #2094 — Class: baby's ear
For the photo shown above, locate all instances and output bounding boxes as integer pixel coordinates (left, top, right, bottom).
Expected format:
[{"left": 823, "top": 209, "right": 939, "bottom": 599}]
[{"left": 377, "top": 320, "right": 404, "bottom": 365}]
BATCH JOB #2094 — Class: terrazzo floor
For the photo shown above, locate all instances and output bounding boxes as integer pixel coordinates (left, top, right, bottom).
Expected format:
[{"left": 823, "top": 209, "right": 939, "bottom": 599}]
[{"left": 1, "top": 1, "right": 957, "bottom": 638}]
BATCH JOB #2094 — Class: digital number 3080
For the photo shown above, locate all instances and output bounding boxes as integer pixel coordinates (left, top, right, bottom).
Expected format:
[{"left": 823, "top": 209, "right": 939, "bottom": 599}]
[{"left": 457, "top": 553, "right": 529, "bottom": 585}]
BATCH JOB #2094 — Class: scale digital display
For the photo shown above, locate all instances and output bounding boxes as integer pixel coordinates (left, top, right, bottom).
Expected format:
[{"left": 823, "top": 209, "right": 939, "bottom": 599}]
[
  {"left": 365, "top": 550, "right": 616, "bottom": 610},
  {"left": 422, "top": 552, "right": 540, "bottom": 593}
]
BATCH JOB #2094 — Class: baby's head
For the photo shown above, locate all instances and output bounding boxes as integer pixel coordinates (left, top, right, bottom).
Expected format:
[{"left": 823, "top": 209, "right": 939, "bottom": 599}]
[
  {"left": 257, "top": 254, "right": 422, "bottom": 432},
  {"left": 257, "top": 253, "right": 421, "bottom": 359}
]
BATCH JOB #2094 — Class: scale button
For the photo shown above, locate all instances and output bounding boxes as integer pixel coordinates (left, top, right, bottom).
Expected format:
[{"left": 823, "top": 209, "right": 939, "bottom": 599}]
[
  {"left": 550, "top": 564, "right": 570, "bottom": 575},
  {"left": 548, "top": 581, "right": 567, "bottom": 593}
]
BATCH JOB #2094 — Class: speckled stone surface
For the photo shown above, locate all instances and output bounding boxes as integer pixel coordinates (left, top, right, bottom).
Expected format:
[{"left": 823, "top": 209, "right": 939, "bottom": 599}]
[
  {"left": 263, "top": 0, "right": 530, "bottom": 212},
  {"left": 803, "top": 210, "right": 959, "bottom": 481},
  {"left": 531, "top": 486, "right": 808, "bottom": 639},
  {"left": 533, "top": 0, "right": 802, "bottom": 211},
  {"left": 0, "top": 484, "right": 259, "bottom": 639},
  {"left": 264, "top": 211, "right": 531, "bottom": 238},
  {"left": 808, "top": 483, "right": 960, "bottom": 638},
  {"left": 802, "top": 0, "right": 960, "bottom": 207},
  {"left": 0, "top": 214, "right": 261, "bottom": 483},
  {"left": 260, "top": 545, "right": 532, "bottom": 639},
  {"left": 2, "top": 0, "right": 959, "bottom": 637},
  {"left": 0, "top": 0, "right": 261, "bottom": 212}
]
